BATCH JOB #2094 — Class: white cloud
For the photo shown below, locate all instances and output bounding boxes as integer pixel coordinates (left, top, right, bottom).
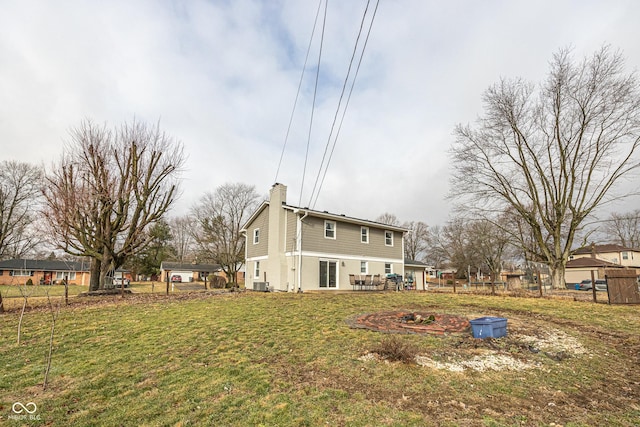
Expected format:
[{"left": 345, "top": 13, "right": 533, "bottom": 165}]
[{"left": 1, "top": 0, "right": 639, "bottom": 226}]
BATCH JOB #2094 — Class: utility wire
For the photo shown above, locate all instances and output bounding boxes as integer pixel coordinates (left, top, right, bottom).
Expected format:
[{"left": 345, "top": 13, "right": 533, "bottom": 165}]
[
  {"left": 308, "top": 0, "right": 372, "bottom": 207},
  {"left": 273, "top": 0, "right": 324, "bottom": 184},
  {"left": 310, "top": 0, "right": 380, "bottom": 209},
  {"left": 299, "top": 0, "right": 328, "bottom": 207}
]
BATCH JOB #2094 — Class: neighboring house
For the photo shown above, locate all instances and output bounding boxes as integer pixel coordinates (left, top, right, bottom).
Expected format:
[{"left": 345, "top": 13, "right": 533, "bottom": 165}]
[
  {"left": 242, "top": 183, "right": 408, "bottom": 292},
  {"left": 0, "top": 259, "right": 91, "bottom": 286},
  {"left": 571, "top": 244, "right": 640, "bottom": 267},
  {"left": 566, "top": 244, "right": 640, "bottom": 284},
  {"left": 159, "top": 262, "right": 225, "bottom": 283}
]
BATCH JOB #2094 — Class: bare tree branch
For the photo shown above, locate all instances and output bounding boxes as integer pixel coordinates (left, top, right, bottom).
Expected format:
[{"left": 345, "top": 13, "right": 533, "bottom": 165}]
[
  {"left": 42, "top": 119, "right": 185, "bottom": 290},
  {"left": 0, "top": 161, "right": 43, "bottom": 259},
  {"left": 450, "top": 46, "right": 640, "bottom": 288},
  {"left": 192, "top": 183, "right": 259, "bottom": 285}
]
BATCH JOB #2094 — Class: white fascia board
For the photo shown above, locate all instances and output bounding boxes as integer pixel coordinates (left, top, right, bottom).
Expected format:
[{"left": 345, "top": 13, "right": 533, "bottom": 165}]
[{"left": 294, "top": 250, "right": 404, "bottom": 264}]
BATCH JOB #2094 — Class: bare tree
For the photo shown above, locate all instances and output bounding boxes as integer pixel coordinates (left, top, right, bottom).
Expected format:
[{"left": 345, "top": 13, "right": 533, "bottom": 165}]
[
  {"left": 423, "top": 225, "right": 448, "bottom": 269},
  {"left": 17, "top": 283, "right": 35, "bottom": 344},
  {"left": 403, "top": 221, "right": 429, "bottom": 261},
  {"left": 42, "top": 290, "right": 61, "bottom": 391},
  {"left": 0, "top": 161, "right": 43, "bottom": 259},
  {"left": 192, "top": 183, "right": 259, "bottom": 285},
  {"left": 450, "top": 46, "right": 640, "bottom": 289},
  {"left": 169, "top": 215, "right": 196, "bottom": 262},
  {"left": 441, "top": 217, "right": 482, "bottom": 278},
  {"left": 375, "top": 213, "right": 400, "bottom": 226},
  {"left": 42, "top": 119, "right": 185, "bottom": 291},
  {"left": 467, "top": 219, "right": 511, "bottom": 293},
  {"left": 601, "top": 210, "right": 640, "bottom": 248}
]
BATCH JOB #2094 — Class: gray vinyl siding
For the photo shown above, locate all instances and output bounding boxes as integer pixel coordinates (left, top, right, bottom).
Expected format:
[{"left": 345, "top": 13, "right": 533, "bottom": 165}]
[
  {"left": 298, "top": 255, "right": 404, "bottom": 290},
  {"left": 286, "top": 209, "right": 297, "bottom": 252},
  {"left": 246, "top": 206, "right": 269, "bottom": 258},
  {"left": 301, "top": 216, "right": 403, "bottom": 259}
]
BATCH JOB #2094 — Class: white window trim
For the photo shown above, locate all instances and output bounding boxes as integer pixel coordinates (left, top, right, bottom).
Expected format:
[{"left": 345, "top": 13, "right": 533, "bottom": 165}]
[
  {"left": 254, "top": 261, "right": 260, "bottom": 279},
  {"left": 12, "top": 270, "right": 32, "bottom": 276},
  {"left": 361, "top": 226, "right": 369, "bottom": 244},
  {"left": 324, "top": 220, "right": 336, "bottom": 239},
  {"left": 253, "top": 228, "right": 260, "bottom": 244},
  {"left": 385, "top": 263, "right": 393, "bottom": 274},
  {"left": 360, "top": 261, "right": 368, "bottom": 274},
  {"left": 319, "top": 259, "right": 339, "bottom": 288},
  {"left": 385, "top": 230, "right": 394, "bottom": 246}
]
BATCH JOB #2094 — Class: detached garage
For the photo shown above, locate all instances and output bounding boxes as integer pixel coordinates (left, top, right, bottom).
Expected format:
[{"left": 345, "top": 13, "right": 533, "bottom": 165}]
[{"left": 160, "top": 262, "right": 223, "bottom": 283}]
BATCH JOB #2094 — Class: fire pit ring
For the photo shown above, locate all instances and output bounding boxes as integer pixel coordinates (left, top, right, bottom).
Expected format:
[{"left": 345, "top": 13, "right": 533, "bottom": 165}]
[{"left": 347, "top": 310, "right": 470, "bottom": 335}]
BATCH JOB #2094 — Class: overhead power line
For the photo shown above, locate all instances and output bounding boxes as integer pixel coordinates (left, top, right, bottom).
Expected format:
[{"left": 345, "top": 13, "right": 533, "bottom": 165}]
[
  {"left": 273, "top": 0, "right": 324, "bottom": 185},
  {"left": 298, "top": 0, "right": 328, "bottom": 207},
  {"left": 309, "top": 0, "right": 381, "bottom": 208}
]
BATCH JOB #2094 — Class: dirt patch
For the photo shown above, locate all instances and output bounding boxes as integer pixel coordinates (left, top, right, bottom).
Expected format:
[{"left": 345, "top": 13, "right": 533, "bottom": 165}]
[
  {"left": 358, "top": 320, "right": 587, "bottom": 372},
  {"left": 342, "top": 309, "right": 640, "bottom": 424}
]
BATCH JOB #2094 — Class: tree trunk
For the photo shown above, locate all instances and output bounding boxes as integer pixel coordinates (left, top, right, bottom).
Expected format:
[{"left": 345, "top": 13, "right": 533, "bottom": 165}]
[
  {"left": 99, "top": 265, "right": 109, "bottom": 291},
  {"left": 89, "top": 259, "right": 101, "bottom": 291},
  {"left": 549, "top": 264, "right": 566, "bottom": 290},
  {"left": 0, "top": 292, "right": 4, "bottom": 313}
]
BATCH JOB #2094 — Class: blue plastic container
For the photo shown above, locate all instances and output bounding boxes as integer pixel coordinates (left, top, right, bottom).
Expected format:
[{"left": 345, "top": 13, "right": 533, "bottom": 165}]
[{"left": 470, "top": 317, "right": 507, "bottom": 339}]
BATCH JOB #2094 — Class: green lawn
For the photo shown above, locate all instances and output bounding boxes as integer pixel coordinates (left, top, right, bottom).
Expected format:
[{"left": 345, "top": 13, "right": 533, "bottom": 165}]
[{"left": 1, "top": 291, "right": 639, "bottom": 426}]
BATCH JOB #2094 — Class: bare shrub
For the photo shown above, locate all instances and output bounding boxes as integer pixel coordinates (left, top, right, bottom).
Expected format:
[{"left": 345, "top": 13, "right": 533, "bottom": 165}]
[
  {"left": 372, "top": 334, "right": 418, "bottom": 363},
  {"left": 208, "top": 275, "right": 227, "bottom": 289}
]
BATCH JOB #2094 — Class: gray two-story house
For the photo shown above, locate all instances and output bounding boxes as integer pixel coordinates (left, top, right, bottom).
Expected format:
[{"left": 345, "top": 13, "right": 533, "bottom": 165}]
[{"left": 242, "top": 183, "right": 407, "bottom": 292}]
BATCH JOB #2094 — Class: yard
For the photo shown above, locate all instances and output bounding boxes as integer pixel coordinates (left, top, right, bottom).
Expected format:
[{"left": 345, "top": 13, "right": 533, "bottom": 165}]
[{"left": 0, "top": 290, "right": 639, "bottom": 426}]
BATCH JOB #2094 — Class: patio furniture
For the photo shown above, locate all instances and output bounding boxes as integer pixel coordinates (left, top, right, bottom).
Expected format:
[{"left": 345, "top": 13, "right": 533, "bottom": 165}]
[
  {"left": 372, "top": 274, "right": 382, "bottom": 290},
  {"left": 349, "top": 274, "right": 357, "bottom": 289},
  {"left": 363, "top": 274, "right": 372, "bottom": 289}
]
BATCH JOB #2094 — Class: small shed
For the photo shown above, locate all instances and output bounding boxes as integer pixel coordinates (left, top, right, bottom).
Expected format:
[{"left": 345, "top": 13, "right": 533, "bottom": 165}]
[{"left": 504, "top": 272, "right": 523, "bottom": 289}]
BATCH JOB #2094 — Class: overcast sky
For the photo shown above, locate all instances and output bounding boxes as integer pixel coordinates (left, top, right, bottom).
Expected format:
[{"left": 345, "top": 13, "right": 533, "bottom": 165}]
[{"left": 1, "top": 0, "right": 639, "bottom": 226}]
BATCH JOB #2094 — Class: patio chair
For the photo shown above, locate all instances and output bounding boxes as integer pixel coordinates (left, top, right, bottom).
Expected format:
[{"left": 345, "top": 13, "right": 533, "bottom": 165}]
[
  {"left": 349, "top": 274, "right": 356, "bottom": 289},
  {"left": 372, "top": 274, "right": 381, "bottom": 290},
  {"left": 363, "top": 274, "right": 372, "bottom": 289}
]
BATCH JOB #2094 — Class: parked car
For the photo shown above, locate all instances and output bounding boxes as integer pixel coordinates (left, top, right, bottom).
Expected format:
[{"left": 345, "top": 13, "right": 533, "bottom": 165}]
[
  {"left": 113, "top": 277, "right": 130, "bottom": 288},
  {"left": 578, "top": 279, "right": 607, "bottom": 291},
  {"left": 171, "top": 275, "right": 182, "bottom": 283}
]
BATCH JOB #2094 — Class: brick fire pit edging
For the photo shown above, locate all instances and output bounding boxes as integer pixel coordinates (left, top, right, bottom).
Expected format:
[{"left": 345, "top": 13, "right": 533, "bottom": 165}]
[{"left": 346, "top": 310, "right": 470, "bottom": 335}]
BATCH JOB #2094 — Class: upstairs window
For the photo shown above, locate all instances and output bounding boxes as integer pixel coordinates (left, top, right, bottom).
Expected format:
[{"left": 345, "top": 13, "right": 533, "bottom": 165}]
[
  {"left": 385, "top": 230, "right": 394, "bottom": 246},
  {"left": 361, "top": 227, "right": 369, "bottom": 243},
  {"left": 325, "top": 220, "right": 336, "bottom": 239},
  {"left": 622, "top": 251, "right": 629, "bottom": 260},
  {"left": 253, "top": 228, "right": 260, "bottom": 244}
]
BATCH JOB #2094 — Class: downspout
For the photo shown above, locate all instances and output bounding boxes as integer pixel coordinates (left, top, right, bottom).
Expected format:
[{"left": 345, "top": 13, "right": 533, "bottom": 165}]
[
  {"left": 296, "top": 210, "right": 308, "bottom": 292},
  {"left": 240, "top": 231, "right": 247, "bottom": 289}
]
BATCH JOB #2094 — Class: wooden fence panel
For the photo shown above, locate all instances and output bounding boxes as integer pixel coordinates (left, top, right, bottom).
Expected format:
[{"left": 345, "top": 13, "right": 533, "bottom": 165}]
[{"left": 605, "top": 269, "right": 640, "bottom": 304}]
